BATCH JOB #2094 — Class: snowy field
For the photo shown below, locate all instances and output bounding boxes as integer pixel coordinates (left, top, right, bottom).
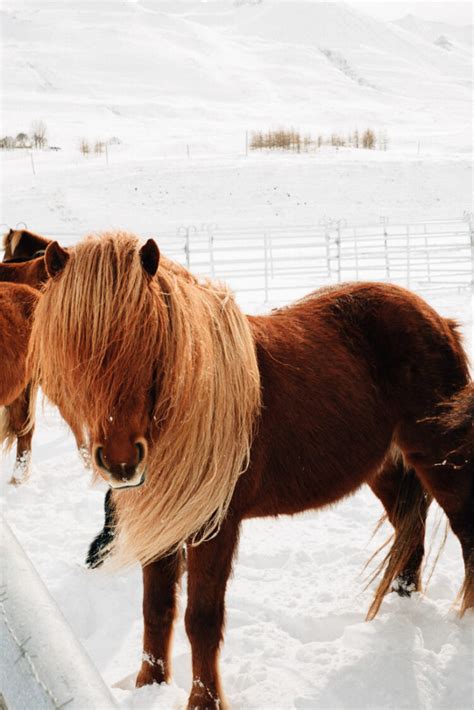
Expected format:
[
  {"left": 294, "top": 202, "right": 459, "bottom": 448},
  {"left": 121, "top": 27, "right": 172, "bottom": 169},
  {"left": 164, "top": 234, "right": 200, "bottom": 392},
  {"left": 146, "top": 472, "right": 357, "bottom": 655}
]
[{"left": 1, "top": 1, "right": 473, "bottom": 709}]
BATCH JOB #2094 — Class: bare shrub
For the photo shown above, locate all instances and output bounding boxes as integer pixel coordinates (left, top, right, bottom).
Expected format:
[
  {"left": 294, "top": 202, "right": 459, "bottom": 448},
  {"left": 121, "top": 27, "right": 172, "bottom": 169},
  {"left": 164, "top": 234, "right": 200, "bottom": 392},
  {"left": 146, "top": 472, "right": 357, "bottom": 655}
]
[
  {"left": 250, "top": 127, "right": 388, "bottom": 153},
  {"left": 79, "top": 138, "right": 90, "bottom": 156},
  {"left": 31, "top": 120, "right": 48, "bottom": 149},
  {"left": 362, "top": 128, "right": 376, "bottom": 150}
]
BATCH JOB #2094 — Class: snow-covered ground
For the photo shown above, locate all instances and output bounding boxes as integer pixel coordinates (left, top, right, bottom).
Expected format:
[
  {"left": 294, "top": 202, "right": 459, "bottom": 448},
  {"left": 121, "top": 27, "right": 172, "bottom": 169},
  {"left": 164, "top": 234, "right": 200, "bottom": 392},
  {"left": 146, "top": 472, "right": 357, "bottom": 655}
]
[{"left": 1, "top": 1, "right": 473, "bottom": 708}]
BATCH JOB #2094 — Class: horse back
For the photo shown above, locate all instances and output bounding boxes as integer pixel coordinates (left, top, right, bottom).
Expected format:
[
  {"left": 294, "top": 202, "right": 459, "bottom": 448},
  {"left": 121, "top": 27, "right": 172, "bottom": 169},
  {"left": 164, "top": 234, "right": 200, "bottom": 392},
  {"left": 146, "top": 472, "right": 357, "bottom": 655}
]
[{"left": 237, "top": 282, "right": 468, "bottom": 518}]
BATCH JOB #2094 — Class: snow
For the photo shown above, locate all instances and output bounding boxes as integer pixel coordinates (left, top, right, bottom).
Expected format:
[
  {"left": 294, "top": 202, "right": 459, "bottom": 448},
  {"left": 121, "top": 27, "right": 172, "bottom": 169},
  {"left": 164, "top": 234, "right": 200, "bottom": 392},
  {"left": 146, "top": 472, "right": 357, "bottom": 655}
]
[{"left": 1, "top": 1, "right": 473, "bottom": 708}]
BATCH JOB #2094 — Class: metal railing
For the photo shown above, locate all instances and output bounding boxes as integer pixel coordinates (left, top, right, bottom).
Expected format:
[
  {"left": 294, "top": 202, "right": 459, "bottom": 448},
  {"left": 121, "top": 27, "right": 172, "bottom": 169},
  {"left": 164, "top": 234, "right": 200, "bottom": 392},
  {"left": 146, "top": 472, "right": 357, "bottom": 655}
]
[{"left": 3, "top": 215, "right": 472, "bottom": 301}]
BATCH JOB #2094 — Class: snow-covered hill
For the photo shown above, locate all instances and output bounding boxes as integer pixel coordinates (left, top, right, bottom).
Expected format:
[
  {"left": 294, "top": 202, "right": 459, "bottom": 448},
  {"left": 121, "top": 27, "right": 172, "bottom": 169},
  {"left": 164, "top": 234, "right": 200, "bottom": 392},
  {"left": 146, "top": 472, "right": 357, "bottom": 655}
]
[
  {"left": 393, "top": 13, "right": 473, "bottom": 54},
  {"left": 1, "top": 1, "right": 472, "bottom": 153}
]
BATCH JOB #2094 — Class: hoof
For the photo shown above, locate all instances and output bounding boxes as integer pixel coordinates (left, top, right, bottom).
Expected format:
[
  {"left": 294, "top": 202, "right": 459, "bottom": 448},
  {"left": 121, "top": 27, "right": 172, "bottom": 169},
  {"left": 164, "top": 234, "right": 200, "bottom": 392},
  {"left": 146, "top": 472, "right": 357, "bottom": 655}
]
[
  {"left": 392, "top": 575, "right": 417, "bottom": 597},
  {"left": 136, "top": 656, "right": 168, "bottom": 688},
  {"left": 187, "top": 680, "right": 224, "bottom": 710}
]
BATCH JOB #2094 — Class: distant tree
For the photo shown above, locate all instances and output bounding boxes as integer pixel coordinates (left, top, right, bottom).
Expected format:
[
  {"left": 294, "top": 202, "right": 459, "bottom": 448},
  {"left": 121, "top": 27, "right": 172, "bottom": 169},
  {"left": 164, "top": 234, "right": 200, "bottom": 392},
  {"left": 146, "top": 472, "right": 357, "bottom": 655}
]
[
  {"left": 94, "top": 140, "right": 105, "bottom": 154},
  {"left": 362, "top": 128, "right": 376, "bottom": 150},
  {"left": 353, "top": 129, "right": 360, "bottom": 148},
  {"left": 31, "top": 120, "right": 48, "bottom": 149},
  {"left": 79, "top": 138, "right": 90, "bottom": 156},
  {"left": 15, "top": 132, "right": 30, "bottom": 148},
  {"left": 0, "top": 136, "right": 15, "bottom": 150}
]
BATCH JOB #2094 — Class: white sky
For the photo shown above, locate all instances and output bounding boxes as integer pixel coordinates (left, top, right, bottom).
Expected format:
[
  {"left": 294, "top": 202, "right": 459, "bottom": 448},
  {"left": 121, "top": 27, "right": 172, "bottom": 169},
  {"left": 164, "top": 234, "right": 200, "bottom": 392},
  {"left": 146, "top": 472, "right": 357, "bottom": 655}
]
[{"left": 351, "top": 2, "right": 473, "bottom": 26}]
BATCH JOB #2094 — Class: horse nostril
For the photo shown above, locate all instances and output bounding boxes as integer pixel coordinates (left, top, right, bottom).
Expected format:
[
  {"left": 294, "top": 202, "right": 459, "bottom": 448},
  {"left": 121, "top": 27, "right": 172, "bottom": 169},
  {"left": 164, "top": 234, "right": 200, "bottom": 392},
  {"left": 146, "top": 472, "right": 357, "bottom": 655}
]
[
  {"left": 135, "top": 441, "right": 145, "bottom": 465},
  {"left": 135, "top": 442, "right": 145, "bottom": 465},
  {"left": 95, "top": 446, "right": 107, "bottom": 471}
]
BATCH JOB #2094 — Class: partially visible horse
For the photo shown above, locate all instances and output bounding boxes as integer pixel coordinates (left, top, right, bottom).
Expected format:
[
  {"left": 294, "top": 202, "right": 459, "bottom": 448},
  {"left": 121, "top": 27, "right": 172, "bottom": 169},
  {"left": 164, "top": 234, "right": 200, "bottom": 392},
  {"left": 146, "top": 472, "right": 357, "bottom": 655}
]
[
  {"left": 0, "top": 255, "right": 48, "bottom": 289},
  {"left": 3, "top": 228, "right": 50, "bottom": 261},
  {"left": 30, "top": 232, "right": 473, "bottom": 709},
  {"left": 2, "top": 231, "right": 91, "bottom": 468},
  {"left": 0, "top": 282, "right": 39, "bottom": 482}
]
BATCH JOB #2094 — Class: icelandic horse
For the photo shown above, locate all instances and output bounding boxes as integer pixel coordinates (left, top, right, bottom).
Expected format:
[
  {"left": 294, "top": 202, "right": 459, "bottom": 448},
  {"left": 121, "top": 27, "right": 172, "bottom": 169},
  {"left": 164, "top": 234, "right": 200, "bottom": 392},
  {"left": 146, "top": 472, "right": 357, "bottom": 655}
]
[
  {"left": 0, "top": 231, "right": 48, "bottom": 480},
  {"left": 2, "top": 229, "right": 91, "bottom": 469},
  {"left": 29, "top": 232, "right": 473, "bottom": 710},
  {"left": 2, "top": 228, "right": 50, "bottom": 262},
  {"left": 0, "top": 282, "right": 39, "bottom": 482}
]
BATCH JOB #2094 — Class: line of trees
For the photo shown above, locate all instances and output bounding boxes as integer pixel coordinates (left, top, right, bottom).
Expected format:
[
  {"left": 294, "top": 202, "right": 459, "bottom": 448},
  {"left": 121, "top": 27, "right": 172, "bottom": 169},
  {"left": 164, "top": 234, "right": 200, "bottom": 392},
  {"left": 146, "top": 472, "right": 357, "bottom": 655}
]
[
  {"left": 250, "top": 128, "right": 389, "bottom": 152},
  {"left": 78, "top": 137, "right": 120, "bottom": 156},
  {"left": 0, "top": 121, "right": 48, "bottom": 150}
]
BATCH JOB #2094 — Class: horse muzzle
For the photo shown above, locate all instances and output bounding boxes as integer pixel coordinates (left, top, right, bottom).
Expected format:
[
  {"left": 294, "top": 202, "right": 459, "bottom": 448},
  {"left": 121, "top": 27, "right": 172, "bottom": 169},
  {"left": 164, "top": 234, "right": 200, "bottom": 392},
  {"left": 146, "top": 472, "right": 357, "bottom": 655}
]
[{"left": 93, "top": 440, "right": 148, "bottom": 489}]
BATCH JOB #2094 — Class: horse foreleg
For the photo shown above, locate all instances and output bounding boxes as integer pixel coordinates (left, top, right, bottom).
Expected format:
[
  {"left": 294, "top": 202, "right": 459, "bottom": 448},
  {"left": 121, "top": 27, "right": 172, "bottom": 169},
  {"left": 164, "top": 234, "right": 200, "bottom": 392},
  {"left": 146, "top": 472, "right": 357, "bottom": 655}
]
[
  {"left": 136, "top": 551, "right": 183, "bottom": 687},
  {"left": 85, "top": 490, "right": 116, "bottom": 568},
  {"left": 8, "top": 387, "right": 33, "bottom": 484},
  {"left": 185, "top": 518, "right": 240, "bottom": 710},
  {"left": 369, "top": 456, "right": 430, "bottom": 610}
]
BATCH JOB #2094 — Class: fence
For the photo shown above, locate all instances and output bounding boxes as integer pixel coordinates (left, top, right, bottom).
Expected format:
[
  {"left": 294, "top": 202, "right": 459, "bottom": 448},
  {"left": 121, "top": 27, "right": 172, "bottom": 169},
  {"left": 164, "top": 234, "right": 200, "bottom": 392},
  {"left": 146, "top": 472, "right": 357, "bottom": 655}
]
[
  {"left": 3, "top": 215, "right": 472, "bottom": 302},
  {"left": 0, "top": 516, "right": 118, "bottom": 710}
]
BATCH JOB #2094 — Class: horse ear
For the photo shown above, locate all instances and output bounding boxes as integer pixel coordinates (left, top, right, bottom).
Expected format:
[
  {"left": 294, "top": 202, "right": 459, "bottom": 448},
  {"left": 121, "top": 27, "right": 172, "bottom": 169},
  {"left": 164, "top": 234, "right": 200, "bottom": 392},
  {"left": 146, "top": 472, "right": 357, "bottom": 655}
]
[
  {"left": 139, "top": 239, "right": 160, "bottom": 277},
  {"left": 45, "top": 241, "right": 70, "bottom": 278}
]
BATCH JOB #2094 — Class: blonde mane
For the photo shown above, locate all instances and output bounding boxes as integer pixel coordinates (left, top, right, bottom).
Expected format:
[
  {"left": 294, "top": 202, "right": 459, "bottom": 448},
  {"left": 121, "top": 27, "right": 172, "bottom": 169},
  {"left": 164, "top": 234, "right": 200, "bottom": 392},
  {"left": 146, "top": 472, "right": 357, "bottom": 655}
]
[{"left": 29, "top": 232, "right": 261, "bottom": 566}]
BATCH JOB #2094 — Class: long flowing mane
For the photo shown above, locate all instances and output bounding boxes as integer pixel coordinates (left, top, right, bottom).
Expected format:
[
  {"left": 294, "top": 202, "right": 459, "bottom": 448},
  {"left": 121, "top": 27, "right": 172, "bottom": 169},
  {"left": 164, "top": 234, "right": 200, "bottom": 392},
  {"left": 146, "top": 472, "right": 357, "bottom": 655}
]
[{"left": 29, "top": 232, "right": 261, "bottom": 566}]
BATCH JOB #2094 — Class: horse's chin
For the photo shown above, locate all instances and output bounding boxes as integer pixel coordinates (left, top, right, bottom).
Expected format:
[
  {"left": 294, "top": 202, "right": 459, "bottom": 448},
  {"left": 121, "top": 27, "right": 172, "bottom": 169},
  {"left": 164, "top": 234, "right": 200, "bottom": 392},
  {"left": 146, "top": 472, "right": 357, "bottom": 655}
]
[{"left": 109, "top": 472, "right": 146, "bottom": 491}]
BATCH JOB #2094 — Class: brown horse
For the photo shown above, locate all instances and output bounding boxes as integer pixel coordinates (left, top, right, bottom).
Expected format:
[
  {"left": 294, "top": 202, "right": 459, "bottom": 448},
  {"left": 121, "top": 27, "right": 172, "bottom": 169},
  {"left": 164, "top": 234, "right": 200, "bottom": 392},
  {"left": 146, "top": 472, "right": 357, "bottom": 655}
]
[
  {"left": 0, "top": 236, "right": 48, "bottom": 481},
  {"left": 0, "top": 282, "right": 39, "bottom": 482},
  {"left": 1, "top": 231, "right": 92, "bottom": 467},
  {"left": 29, "top": 232, "right": 473, "bottom": 710},
  {"left": 0, "top": 255, "right": 48, "bottom": 289},
  {"left": 3, "top": 228, "right": 50, "bottom": 261}
]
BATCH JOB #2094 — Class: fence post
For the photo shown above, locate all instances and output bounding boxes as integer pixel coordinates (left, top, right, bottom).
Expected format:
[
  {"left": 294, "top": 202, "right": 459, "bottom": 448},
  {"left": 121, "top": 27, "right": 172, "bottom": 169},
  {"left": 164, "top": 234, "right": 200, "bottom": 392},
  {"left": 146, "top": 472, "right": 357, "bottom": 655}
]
[
  {"left": 335, "top": 219, "right": 347, "bottom": 283},
  {"left": 406, "top": 224, "right": 411, "bottom": 289},
  {"left": 204, "top": 223, "right": 218, "bottom": 279},
  {"left": 423, "top": 222, "right": 431, "bottom": 284},
  {"left": 319, "top": 218, "right": 332, "bottom": 277},
  {"left": 464, "top": 211, "right": 474, "bottom": 287},
  {"left": 380, "top": 216, "right": 390, "bottom": 280},
  {"left": 263, "top": 230, "right": 269, "bottom": 302},
  {"left": 178, "top": 226, "right": 196, "bottom": 269}
]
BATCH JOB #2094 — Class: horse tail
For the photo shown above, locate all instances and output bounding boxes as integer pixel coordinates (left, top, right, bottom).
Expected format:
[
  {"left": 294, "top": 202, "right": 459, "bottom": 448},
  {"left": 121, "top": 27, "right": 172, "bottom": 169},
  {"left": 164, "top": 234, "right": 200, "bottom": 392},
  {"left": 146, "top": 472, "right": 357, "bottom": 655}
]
[
  {"left": 0, "top": 406, "right": 16, "bottom": 450},
  {"left": 434, "top": 381, "right": 474, "bottom": 459},
  {"left": 366, "top": 465, "right": 432, "bottom": 620}
]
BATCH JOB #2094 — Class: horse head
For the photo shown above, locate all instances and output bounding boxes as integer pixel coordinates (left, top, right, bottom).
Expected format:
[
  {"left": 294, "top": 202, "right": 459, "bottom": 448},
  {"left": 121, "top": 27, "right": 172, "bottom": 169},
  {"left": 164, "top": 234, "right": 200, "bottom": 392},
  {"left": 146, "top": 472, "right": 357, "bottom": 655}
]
[{"left": 44, "top": 238, "right": 160, "bottom": 489}]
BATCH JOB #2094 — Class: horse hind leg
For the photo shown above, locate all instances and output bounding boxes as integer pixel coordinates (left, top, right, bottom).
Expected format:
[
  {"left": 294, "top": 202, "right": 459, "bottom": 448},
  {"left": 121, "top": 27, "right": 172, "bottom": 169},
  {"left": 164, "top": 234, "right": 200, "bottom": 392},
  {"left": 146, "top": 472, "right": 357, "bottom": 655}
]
[
  {"left": 399, "top": 405, "right": 474, "bottom": 615},
  {"left": 5, "top": 387, "right": 34, "bottom": 484},
  {"left": 367, "top": 454, "right": 431, "bottom": 620},
  {"left": 410, "top": 457, "right": 474, "bottom": 614}
]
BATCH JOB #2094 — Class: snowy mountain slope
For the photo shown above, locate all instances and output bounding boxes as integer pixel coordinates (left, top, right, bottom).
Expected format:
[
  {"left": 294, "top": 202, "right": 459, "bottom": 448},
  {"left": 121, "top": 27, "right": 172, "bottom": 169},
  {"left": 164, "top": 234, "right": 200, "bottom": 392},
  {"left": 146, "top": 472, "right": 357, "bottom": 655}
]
[
  {"left": 394, "top": 13, "right": 473, "bottom": 52},
  {"left": 1, "top": 1, "right": 471, "bottom": 153}
]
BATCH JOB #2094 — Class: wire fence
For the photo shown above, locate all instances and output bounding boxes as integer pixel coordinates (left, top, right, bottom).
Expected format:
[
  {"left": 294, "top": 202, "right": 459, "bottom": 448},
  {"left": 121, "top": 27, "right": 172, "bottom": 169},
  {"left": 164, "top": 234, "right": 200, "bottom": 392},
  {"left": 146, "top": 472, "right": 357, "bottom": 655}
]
[{"left": 3, "top": 214, "right": 472, "bottom": 302}]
